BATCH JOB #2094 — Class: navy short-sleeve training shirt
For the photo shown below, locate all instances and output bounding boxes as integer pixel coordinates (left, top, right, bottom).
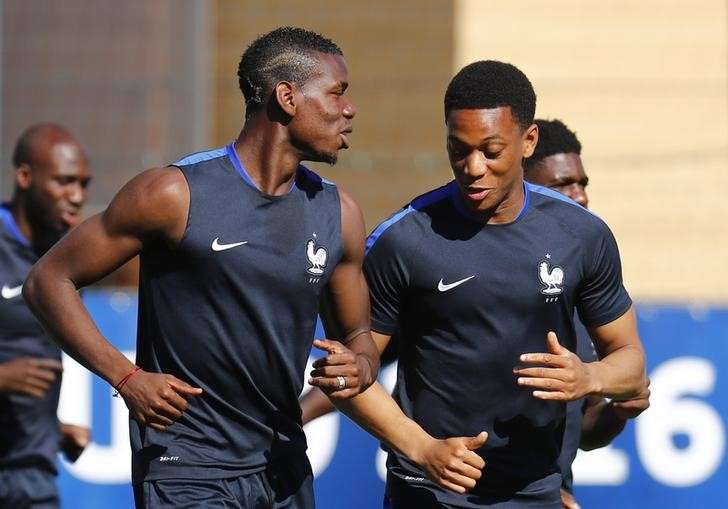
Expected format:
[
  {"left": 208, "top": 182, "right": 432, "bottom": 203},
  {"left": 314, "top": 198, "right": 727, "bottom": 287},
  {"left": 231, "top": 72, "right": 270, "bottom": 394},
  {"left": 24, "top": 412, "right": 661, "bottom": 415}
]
[{"left": 364, "top": 181, "right": 631, "bottom": 506}]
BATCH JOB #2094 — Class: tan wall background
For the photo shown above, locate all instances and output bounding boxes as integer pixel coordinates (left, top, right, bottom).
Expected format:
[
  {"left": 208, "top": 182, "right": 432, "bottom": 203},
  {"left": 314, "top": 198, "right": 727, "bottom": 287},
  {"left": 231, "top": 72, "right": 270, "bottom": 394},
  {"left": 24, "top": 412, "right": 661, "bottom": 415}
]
[
  {"left": 214, "top": 0, "right": 454, "bottom": 228},
  {"left": 455, "top": 0, "right": 728, "bottom": 302}
]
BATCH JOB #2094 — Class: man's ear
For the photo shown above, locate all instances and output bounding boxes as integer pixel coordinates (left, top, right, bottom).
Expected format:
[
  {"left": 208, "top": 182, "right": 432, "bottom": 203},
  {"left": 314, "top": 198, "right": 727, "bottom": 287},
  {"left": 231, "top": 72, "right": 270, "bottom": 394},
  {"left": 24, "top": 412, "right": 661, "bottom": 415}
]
[
  {"left": 15, "top": 164, "right": 32, "bottom": 191},
  {"left": 274, "top": 81, "right": 297, "bottom": 117},
  {"left": 522, "top": 123, "right": 539, "bottom": 158}
]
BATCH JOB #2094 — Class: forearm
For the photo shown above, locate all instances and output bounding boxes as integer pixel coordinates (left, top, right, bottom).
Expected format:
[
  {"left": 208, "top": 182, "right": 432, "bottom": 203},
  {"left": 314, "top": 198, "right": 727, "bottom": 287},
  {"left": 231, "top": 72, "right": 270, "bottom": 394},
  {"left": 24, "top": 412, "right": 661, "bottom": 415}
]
[
  {"left": 587, "top": 344, "right": 645, "bottom": 399},
  {"left": 333, "top": 382, "right": 431, "bottom": 463},
  {"left": 579, "top": 397, "right": 627, "bottom": 451},
  {"left": 345, "top": 332, "right": 380, "bottom": 387},
  {"left": 300, "top": 388, "right": 336, "bottom": 424},
  {"left": 23, "top": 267, "right": 135, "bottom": 386}
]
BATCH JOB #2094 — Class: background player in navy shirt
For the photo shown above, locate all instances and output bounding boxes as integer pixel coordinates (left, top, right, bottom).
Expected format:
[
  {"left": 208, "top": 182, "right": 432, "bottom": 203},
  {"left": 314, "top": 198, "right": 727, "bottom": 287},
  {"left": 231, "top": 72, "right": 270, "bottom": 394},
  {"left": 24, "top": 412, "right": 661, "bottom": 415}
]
[
  {"left": 330, "top": 61, "right": 647, "bottom": 508},
  {"left": 0, "top": 123, "right": 92, "bottom": 508},
  {"left": 23, "top": 28, "right": 379, "bottom": 508},
  {"left": 524, "top": 118, "right": 650, "bottom": 509}
]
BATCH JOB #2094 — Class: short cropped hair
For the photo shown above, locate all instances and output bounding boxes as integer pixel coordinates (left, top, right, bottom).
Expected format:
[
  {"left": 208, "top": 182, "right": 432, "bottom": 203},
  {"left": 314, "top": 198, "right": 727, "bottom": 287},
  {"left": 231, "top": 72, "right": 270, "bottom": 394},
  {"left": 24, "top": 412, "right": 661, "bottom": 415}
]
[
  {"left": 524, "top": 119, "right": 581, "bottom": 171},
  {"left": 444, "top": 60, "right": 536, "bottom": 129},
  {"left": 237, "top": 26, "right": 342, "bottom": 118}
]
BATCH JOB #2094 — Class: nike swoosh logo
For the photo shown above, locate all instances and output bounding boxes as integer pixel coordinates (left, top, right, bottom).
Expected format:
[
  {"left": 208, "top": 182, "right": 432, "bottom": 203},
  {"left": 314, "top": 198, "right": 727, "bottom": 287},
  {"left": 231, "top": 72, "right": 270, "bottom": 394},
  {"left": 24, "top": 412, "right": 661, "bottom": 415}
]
[
  {"left": 1, "top": 284, "right": 23, "bottom": 299},
  {"left": 211, "top": 237, "right": 248, "bottom": 252},
  {"left": 437, "top": 275, "right": 476, "bottom": 292}
]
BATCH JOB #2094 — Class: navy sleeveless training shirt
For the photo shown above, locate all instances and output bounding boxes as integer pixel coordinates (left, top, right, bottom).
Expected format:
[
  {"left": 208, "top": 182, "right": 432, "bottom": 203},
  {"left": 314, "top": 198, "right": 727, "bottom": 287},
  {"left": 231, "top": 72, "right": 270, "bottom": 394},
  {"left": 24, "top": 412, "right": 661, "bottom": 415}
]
[{"left": 131, "top": 144, "right": 342, "bottom": 482}]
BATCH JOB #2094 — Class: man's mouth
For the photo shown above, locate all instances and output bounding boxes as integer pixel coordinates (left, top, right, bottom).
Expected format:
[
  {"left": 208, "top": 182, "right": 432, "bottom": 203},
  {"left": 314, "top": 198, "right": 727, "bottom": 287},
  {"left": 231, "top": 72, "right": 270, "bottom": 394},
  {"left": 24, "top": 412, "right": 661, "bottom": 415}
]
[
  {"left": 60, "top": 209, "right": 81, "bottom": 227},
  {"left": 340, "top": 128, "right": 352, "bottom": 149},
  {"left": 464, "top": 187, "right": 493, "bottom": 202}
]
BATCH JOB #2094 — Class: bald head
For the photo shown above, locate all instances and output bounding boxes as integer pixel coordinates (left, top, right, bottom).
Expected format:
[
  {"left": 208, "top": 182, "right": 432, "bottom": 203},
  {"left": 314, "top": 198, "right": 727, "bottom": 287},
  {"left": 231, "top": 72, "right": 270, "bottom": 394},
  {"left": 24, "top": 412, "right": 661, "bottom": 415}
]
[
  {"left": 12, "top": 123, "right": 85, "bottom": 170},
  {"left": 10, "top": 123, "right": 91, "bottom": 239}
]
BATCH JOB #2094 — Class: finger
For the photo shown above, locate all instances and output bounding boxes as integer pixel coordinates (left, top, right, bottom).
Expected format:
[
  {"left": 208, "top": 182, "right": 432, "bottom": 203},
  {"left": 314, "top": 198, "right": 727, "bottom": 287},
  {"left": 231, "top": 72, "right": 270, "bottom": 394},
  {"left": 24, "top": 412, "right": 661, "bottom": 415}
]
[
  {"left": 443, "top": 470, "right": 477, "bottom": 490},
  {"left": 25, "top": 377, "right": 52, "bottom": 392},
  {"left": 465, "top": 431, "right": 488, "bottom": 450},
  {"left": 448, "top": 461, "right": 483, "bottom": 480},
  {"left": 310, "top": 365, "right": 358, "bottom": 378},
  {"left": 148, "top": 412, "right": 175, "bottom": 427},
  {"left": 519, "top": 353, "right": 569, "bottom": 367},
  {"left": 147, "top": 422, "right": 167, "bottom": 432},
  {"left": 532, "top": 390, "right": 568, "bottom": 400},
  {"left": 153, "top": 401, "right": 184, "bottom": 421},
  {"left": 513, "top": 367, "right": 570, "bottom": 381},
  {"left": 312, "top": 339, "right": 345, "bottom": 355},
  {"left": 167, "top": 377, "right": 203, "bottom": 396},
  {"left": 517, "top": 377, "right": 565, "bottom": 390},
  {"left": 312, "top": 353, "right": 356, "bottom": 368},
  {"left": 161, "top": 388, "right": 190, "bottom": 413},
  {"left": 463, "top": 450, "right": 486, "bottom": 470},
  {"left": 32, "top": 358, "right": 64, "bottom": 371},
  {"left": 438, "top": 479, "right": 466, "bottom": 494},
  {"left": 308, "top": 375, "right": 353, "bottom": 391},
  {"left": 21, "top": 386, "right": 45, "bottom": 398},
  {"left": 29, "top": 366, "right": 59, "bottom": 383},
  {"left": 546, "top": 331, "right": 564, "bottom": 355}
]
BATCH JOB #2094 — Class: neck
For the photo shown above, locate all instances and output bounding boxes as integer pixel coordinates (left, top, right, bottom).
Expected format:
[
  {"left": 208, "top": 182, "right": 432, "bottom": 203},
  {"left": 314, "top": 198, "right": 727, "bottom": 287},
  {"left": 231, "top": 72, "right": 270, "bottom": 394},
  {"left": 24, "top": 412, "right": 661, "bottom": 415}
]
[
  {"left": 469, "top": 178, "right": 526, "bottom": 225},
  {"left": 7, "top": 194, "right": 59, "bottom": 253},
  {"left": 7, "top": 195, "right": 33, "bottom": 244},
  {"left": 234, "top": 117, "right": 303, "bottom": 196}
]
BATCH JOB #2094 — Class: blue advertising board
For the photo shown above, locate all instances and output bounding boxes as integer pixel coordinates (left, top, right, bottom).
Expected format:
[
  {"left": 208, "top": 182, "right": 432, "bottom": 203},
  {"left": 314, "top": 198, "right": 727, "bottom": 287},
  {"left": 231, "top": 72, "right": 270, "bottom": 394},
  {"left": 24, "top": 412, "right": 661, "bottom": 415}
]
[{"left": 55, "top": 293, "right": 727, "bottom": 508}]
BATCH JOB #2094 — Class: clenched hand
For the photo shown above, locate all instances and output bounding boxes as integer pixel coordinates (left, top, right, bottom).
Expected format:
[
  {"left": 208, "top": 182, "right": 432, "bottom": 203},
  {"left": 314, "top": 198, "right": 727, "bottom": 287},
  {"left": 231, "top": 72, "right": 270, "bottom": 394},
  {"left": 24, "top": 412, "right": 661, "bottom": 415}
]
[{"left": 118, "top": 370, "right": 202, "bottom": 432}]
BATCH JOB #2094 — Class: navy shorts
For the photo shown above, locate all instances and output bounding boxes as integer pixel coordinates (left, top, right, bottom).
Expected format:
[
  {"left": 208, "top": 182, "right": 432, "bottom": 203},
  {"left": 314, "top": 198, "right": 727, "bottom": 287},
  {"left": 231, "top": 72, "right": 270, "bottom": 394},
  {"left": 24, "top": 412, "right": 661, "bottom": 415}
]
[
  {"left": 133, "top": 457, "right": 314, "bottom": 509},
  {"left": 384, "top": 472, "right": 561, "bottom": 509},
  {"left": 0, "top": 466, "right": 59, "bottom": 509}
]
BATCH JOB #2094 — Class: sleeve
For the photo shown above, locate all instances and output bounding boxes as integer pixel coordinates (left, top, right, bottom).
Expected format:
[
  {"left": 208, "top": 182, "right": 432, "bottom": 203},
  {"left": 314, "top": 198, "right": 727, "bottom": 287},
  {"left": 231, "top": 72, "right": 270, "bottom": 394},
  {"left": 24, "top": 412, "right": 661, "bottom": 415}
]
[
  {"left": 576, "top": 220, "right": 632, "bottom": 328},
  {"left": 363, "top": 227, "right": 410, "bottom": 335}
]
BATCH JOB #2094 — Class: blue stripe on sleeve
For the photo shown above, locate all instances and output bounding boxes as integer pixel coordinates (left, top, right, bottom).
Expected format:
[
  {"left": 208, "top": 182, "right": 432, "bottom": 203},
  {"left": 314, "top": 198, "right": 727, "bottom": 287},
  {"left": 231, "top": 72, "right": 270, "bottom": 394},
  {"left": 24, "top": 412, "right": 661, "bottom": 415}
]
[
  {"left": 174, "top": 147, "right": 226, "bottom": 166},
  {"left": 365, "top": 183, "right": 453, "bottom": 254}
]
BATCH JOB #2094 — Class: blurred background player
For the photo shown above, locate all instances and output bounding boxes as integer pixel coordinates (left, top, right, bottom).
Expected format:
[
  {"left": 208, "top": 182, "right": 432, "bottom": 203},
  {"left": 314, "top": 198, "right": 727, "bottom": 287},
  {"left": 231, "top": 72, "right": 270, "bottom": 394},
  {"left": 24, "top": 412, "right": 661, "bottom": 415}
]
[
  {"left": 523, "top": 118, "right": 650, "bottom": 509},
  {"left": 23, "top": 27, "right": 380, "bottom": 508},
  {"left": 0, "top": 123, "right": 92, "bottom": 508}
]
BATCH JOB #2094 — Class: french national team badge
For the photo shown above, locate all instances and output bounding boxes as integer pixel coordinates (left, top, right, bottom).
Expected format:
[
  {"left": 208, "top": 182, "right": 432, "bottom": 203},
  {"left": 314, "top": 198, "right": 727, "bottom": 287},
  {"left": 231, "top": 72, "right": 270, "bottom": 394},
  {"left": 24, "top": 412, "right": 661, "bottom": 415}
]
[
  {"left": 306, "top": 233, "right": 328, "bottom": 283},
  {"left": 539, "top": 253, "right": 564, "bottom": 302}
]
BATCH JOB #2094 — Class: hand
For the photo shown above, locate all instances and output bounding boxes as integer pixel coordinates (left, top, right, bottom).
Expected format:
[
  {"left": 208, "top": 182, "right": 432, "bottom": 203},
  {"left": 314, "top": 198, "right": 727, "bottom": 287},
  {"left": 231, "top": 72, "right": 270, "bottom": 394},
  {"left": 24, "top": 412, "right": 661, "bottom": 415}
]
[
  {"left": 561, "top": 488, "right": 581, "bottom": 509},
  {"left": 59, "top": 423, "right": 90, "bottom": 462},
  {"left": 308, "top": 339, "right": 375, "bottom": 399},
  {"left": 411, "top": 432, "right": 487, "bottom": 494},
  {"left": 514, "top": 332, "right": 595, "bottom": 401},
  {"left": 118, "top": 370, "right": 203, "bottom": 432},
  {"left": 611, "top": 377, "right": 650, "bottom": 419},
  {"left": 0, "top": 357, "right": 63, "bottom": 398}
]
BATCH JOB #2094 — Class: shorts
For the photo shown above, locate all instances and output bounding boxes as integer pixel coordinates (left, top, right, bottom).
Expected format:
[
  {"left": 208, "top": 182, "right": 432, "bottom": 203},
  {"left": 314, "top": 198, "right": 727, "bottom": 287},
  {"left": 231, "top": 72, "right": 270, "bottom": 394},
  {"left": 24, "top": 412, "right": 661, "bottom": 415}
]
[
  {"left": 384, "top": 471, "right": 561, "bottom": 509},
  {"left": 133, "top": 456, "right": 314, "bottom": 509},
  {"left": 0, "top": 466, "right": 59, "bottom": 509}
]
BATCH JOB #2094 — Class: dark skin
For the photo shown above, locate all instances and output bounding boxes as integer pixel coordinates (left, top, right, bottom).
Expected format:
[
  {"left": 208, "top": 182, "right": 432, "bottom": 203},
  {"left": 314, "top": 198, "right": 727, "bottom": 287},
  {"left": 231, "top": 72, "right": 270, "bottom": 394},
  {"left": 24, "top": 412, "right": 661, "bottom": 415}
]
[
  {"left": 0, "top": 123, "right": 92, "bottom": 462},
  {"left": 23, "top": 52, "right": 379, "bottom": 433},
  {"left": 526, "top": 150, "right": 649, "bottom": 509}
]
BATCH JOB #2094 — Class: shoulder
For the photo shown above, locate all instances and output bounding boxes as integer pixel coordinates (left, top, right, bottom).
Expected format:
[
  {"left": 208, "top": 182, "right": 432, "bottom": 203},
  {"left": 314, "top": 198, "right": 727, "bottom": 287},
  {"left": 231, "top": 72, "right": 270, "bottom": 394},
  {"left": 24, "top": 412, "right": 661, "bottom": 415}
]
[
  {"left": 366, "top": 183, "right": 453, "bottom": 255},
  {"left": 104, "top": 167, "right": 189, "bottom": 239},
  {"left": 526, "top": 182, "right": 612, "bottom": 240},
  {"left": 172, "top": 146, "right": 229, "bottom": 168}
]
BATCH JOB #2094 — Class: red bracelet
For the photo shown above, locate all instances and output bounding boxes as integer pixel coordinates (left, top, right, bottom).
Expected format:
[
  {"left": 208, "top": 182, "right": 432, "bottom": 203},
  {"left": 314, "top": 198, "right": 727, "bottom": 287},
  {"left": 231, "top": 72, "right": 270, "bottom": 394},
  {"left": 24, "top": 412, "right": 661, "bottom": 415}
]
[{"left": 112, "top": 366, "right": 142, "bottom": 397}]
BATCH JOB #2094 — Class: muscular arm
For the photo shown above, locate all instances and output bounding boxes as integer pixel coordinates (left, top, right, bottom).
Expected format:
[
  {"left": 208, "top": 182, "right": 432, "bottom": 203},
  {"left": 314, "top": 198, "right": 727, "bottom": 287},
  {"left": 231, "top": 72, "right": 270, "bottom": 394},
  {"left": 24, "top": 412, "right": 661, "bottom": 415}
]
[
  {"left": 516, "top": 307, "right": 646, "bottom": 402},
  {"left": 333, "top": 332, "right": 487, "bottom": 494},
  {"left": 301, "top": 328, "right": 391, "bottom": 424},
  {"left": 23, "top": 168, "right": 201, "bottom": 430},
  {"left": 586, "top": 307, "right": 646, "bottom": 399},
  {"left": 580, "top": 378, "right": 650, "bottom": 451},
  {"left": 308, "top": 188, "right": 379, "bottom": 397}
]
